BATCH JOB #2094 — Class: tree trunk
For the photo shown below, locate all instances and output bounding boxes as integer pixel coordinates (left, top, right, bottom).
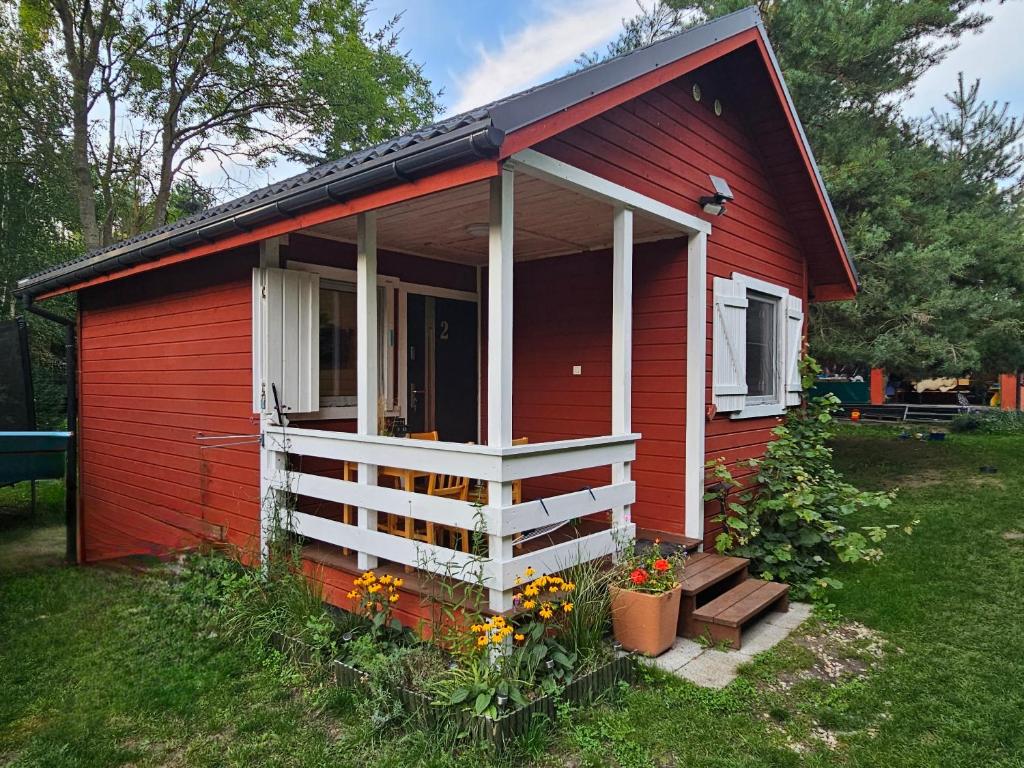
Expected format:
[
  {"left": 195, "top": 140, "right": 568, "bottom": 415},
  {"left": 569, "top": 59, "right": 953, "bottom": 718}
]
[
  {"left": 70, "top": 78, "right": 101, "bottom": 251},
  {"left": 151, "top": 118, "right": 176, "bottom": 228}
]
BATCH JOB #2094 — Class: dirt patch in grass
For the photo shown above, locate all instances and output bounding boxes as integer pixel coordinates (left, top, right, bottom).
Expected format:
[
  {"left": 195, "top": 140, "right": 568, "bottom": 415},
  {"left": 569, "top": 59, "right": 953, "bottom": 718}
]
[
  {"left": 777, "top": 621, "right": 887, "bottom": 689},
  {"left": 891, "top": 469, "right": 945, "bottom": 488},
  {"left": 748, "top": 619, "right": 893, "bottom": 756},
  {"left": 1001, "top": 529, "right": 1024, "bottom": 543},
  {"left": 0, "top": 524, "right": 66, "bottom": 572}
]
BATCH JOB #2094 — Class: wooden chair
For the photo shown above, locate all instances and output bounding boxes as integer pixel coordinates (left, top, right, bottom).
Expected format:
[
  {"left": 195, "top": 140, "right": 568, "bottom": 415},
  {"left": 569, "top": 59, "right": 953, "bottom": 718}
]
[
  {"left": 408, "top": 430, "right": 439, "bottom": 441},
  {"left": 511, "top": 437, "right": 528, "bottom": 504},
  {"left": 384, "top": 430, "right": 439, "bottom": 541},
  {"left": 423, "top": 469, "right": 471, "bottom": 551}
]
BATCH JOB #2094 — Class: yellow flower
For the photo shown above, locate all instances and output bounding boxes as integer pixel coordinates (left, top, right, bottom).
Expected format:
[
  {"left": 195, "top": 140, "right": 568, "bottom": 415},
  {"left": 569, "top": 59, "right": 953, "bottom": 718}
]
[
  {"left": 563, "top": 602, "right": 574, "bottom": 613},
  {"left": 539, "top": 608, "right": 554, "bottom": 620},
  {"left": 388, "top": 594, "right": 399, "bottom": 603},
  {"left": 477, "top": 635, "right": 489, "bottom": 647},
  {"left": 549, "top": 576, "right": 563, "bottom": 585},
  {"left": 535, "top": 575, "right": 548, "bottom": 588},
  {"left": 513, "top": 593, "right": 523, "bottom": 602},
  {"left": 346, "top": 590, "right": 358, "bottom": 600},
  {"left": 548, "top": 585, "right": 560, "bottom": 593},
  {"left": 524, "top": 585, "right": 539, "bottom": 597},
  {"left": 525, "top": 567, "right": 535, "bottom": 577},
  {"left": 492, "top": 616, "right": 506, "bottom": 627},
  {"left": 523, "top": 600, "right": 536, "bottom": 610},
  {"left": 379, "top": 574, "right": 393, "bottom": 585},
  {"left": 367, "top": 584, "right": 382, "bottom": 594},
  {"left": 393, "top": 578, "right": 404, "bottom": 588},
  {"left": 564, "top": 582, "right": 576, "bottom": 592},
  {"left": 491, "top": 633, "right": 505, "bottom": 645},
  {"left": 514, "top": 633, "right": 525, "bottom": 643},
  {"left": 514, "top": 575, "right": 522, "bottom": 585}
]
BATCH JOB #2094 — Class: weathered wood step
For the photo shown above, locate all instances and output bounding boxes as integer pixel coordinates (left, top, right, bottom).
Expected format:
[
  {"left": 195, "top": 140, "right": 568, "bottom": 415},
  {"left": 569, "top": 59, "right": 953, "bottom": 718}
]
[
  {"left": 679, "top": 552, "right": 749, "bottom": 596},
  {"left": 676, "top": 551, "right": 750, "bottom": 638},
  {"left": 686, "top": 579, "right": 790, "bottom": 650}
]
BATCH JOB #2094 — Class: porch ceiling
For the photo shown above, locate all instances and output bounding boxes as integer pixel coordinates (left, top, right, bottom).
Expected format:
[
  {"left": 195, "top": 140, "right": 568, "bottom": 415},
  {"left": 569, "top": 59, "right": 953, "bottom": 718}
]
[{"left": 299, "top": 175, "right": 681, "bottom": 265}]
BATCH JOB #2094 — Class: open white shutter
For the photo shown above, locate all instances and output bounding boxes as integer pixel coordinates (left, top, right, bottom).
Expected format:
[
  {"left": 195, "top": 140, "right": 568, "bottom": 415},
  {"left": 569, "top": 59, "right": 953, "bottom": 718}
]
[
  {"left": 252, "top": 267, "right": 319, "bottom": 415},
  {"left": 784, "top": 293, "right": 804, "bottom": 406},
  {"left": 712, "top": 276, "right": 748, "bottom": 412}
]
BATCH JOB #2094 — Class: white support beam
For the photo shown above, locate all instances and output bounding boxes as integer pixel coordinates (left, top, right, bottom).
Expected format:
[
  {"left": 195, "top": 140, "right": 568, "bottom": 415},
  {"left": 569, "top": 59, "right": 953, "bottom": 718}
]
[
  {"left": 685, "top": 231, "right": 708, "bottom": 547},
  {"left": 487, "top": 168, "right": 515, "bottom": 611},
  {"left": 509, "top": 149, "right": 711, "bottom": 236},
  {"left": 611, "top": 207, "right": 633, "bottom": 534},
  {"left": 487, "top": 169, "right": 514, "bottom": 448},
  {"left": 356, "top": 211, "right": 379, "bottom": 570}
]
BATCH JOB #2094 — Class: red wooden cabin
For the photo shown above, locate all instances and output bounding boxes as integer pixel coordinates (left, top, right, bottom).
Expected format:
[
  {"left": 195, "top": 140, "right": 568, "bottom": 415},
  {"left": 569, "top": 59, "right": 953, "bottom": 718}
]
[{"left": 16, "top": 8, "right": 856, "bottom": 618}]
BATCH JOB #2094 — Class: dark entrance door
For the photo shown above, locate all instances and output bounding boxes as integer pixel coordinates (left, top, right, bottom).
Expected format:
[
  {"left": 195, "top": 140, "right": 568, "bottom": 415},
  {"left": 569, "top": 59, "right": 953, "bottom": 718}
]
[
  {"left": 405, "top": 294, "right": 478, "bottom": 442},
  {"left": 433, "top": 297, "right": 478, "bottom": 443}
]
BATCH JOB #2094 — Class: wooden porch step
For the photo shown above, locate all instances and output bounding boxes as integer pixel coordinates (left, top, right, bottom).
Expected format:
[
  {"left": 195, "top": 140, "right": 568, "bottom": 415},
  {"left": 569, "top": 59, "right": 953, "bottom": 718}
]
[
  {"left": 686, "top": 579, "right": 790, "bottom": 650},
  {"left": 679, "top": 551, "right": 749, "bottom": 596}
]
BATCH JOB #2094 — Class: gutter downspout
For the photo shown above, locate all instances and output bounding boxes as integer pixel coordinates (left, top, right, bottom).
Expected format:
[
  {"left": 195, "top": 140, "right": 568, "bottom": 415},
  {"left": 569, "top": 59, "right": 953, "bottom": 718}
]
[{"left": 22, "top": 296, "right": 78, "bottom": 564}]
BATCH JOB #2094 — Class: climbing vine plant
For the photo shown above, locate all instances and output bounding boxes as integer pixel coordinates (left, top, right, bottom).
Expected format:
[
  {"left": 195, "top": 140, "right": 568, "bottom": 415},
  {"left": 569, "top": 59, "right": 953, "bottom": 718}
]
[{"left": 705, "top": 358, "right": 914, "bottom": 600}]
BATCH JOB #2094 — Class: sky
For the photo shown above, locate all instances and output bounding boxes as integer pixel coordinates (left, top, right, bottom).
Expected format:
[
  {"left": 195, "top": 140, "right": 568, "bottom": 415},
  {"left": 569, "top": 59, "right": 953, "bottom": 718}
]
[{"left": 201, "top": 0, "right": 1024, "bottom": 193}]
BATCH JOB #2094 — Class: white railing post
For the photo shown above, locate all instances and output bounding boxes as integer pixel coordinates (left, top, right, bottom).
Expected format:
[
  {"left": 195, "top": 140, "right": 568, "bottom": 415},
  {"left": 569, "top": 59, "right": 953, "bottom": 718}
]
[
  {"left": 487, "top": 168, "right": 515, "bottom": 612},
  {"left": 685, "top": 231, "right": 708, "bottom": 547},
  {"left": 258, "top": 419, "right": 287, "bottom": 566},
  {"left": 356, "top": 211, "right": 379, "bottom": 570},
  {"left": 611, "top": 207, "right": 634, "bottom": 540}
]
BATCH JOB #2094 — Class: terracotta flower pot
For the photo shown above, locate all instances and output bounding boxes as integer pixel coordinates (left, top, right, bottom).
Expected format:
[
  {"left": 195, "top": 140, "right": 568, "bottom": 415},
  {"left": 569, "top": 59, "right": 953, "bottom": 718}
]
[{"left": 609, "top": 583, "right": 682, "bottom": 657}]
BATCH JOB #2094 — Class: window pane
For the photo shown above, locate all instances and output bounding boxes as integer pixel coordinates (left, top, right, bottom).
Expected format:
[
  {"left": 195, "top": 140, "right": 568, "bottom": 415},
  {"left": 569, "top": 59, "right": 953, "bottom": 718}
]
[
  {"left": 319, "top": 287, "right": 357, "bottom": 402},
  {"left": 745, "top": 294, "right": 777, "bottom": 399}
]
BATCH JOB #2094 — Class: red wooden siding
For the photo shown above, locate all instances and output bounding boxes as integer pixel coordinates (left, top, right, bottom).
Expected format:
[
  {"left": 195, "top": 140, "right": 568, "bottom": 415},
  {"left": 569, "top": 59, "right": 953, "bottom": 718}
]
[
  {"left": 536, "top": 62, "right": 809, "bottom": 544},
  {"left": 509, "top": 241, "right": 687, "bottom": 533},
  {"left": 77, "top": 249, "right": 261, "bottom": 561}
]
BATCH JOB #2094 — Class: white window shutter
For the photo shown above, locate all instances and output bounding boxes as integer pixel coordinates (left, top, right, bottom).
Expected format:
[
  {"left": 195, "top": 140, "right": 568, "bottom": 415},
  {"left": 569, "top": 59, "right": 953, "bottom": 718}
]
[
  {"left": 252, "top": 267, "right": 319, "bottom": 415},
  {"left": 784, "top": 293, "right": 805, "bottom": 406},
  {"left": 712, "top": 276, "right": 748, "bottom": 412}
]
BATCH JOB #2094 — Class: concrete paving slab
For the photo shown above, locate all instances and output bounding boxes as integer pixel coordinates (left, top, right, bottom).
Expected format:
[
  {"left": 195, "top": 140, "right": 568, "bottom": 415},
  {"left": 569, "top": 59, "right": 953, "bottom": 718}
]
[
  {"left": 645, "top": 637, "right": 704, "bottom": 672},
  {"left": 639, "top": 601, "right": 814, "bottom": 688},
  {"left": 676, "top": 649, "right": 740, "bottom": 689}
]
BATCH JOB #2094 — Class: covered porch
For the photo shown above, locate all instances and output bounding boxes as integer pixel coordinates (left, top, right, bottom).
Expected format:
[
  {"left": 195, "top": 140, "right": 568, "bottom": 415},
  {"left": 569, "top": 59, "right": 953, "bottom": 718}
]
[{"left": 256, "top": 151, "right": 711, "bottom": 612}]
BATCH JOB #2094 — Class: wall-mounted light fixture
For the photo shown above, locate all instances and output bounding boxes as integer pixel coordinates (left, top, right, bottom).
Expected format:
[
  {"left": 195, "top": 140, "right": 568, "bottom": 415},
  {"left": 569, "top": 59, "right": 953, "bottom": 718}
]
[
  {"left": 464, "top": 222, "right": 489, "bottom": 238},
  {"left": 699, "top": 174, "right": 733, "bottom": 216}
]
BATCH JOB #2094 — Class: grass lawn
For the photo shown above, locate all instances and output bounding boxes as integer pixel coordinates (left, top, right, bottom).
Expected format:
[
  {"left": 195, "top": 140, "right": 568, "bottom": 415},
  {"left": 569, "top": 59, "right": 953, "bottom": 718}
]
[{"left": 2, "top": 429, "right": 1023, "bottom": 767}]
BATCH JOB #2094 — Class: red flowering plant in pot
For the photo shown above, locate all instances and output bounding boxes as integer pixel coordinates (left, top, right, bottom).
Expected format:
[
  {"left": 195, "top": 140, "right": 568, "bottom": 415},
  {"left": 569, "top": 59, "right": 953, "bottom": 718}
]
[{"left": 609, "top": 540, "right": 686, "bottom": 657}]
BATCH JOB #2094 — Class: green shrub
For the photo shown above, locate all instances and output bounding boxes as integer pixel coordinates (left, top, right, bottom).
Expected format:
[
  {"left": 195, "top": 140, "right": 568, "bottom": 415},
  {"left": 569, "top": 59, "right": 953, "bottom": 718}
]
[
  {"left": 706, "top": 358, "right": 913, "bottom": 600},
  {"left": 952, "top": 409, "right": 1024, "bottom": 434}
]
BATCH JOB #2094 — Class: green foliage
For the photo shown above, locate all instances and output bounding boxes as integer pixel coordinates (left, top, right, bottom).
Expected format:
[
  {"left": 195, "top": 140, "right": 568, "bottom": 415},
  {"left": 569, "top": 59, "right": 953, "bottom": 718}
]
[
  {"left": 950, "top": 409, "right": 1024, "bottom": 434},
  {"left": 558, "top": 558, "right": 615, "bottom": 665},
  {"left": 177, "top": 544, "right": 339, "bottom": 660},
  {"left": 706, "top": 359, "right": 909, "bottom": 600}
]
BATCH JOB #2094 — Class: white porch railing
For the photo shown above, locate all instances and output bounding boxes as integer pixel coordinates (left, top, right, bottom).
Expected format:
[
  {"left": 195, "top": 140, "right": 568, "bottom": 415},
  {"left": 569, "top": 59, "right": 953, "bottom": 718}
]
[{"left": 261, "top": 425, "right": 639, "bottom": 611}]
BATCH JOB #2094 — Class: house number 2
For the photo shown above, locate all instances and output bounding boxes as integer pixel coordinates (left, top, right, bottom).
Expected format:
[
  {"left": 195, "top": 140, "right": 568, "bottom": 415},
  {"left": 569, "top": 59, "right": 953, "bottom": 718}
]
[{"left": 439, "top": 320, "right": 449, "bottom": 340}]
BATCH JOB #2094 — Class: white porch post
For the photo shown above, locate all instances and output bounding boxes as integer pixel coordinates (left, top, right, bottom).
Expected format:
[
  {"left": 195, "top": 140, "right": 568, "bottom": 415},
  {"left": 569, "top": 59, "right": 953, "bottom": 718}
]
[
  {"left": 356, "top": 211, "right": 379, "bottom": 570},
  {"left": 487, "top": 168, "right": 515, "bottom": 612},
  {"left": 611, "top": 207, "right": 633, "bottom": 539},
  {"left": 258, "top": 235, "right": 283, "bottom": 566},
  {"left": 685, "top": 231, "right": 708, "bottom": 547}
]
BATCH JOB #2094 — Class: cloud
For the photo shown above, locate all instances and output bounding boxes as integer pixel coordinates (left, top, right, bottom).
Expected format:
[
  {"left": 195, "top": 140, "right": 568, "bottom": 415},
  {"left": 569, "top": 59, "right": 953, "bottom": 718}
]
[
  {"left": 446, "top": 0, "right": 638, "bottom": 115},
  {"left": 904, "top": 1, "right": 1024, "bottom": 117}
]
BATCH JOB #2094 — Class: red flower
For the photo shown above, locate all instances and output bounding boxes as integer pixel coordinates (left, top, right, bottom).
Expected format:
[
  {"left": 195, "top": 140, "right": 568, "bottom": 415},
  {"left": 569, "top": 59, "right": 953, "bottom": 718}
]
[
  {"left": 630, "top": 568, "right": 649, "bottom": 585},
  {"left": 653, "top": 558, "right": 671, "bottom": 572}
]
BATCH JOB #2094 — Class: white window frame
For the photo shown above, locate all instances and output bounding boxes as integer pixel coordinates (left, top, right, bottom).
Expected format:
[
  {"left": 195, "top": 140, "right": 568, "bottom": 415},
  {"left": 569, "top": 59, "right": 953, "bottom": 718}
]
[
  {"left": 287, "top": 261, "right": 398, "bottom": 421},
  {"left": 730, "top": 273, "right": 790, "bottom": 420}
]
